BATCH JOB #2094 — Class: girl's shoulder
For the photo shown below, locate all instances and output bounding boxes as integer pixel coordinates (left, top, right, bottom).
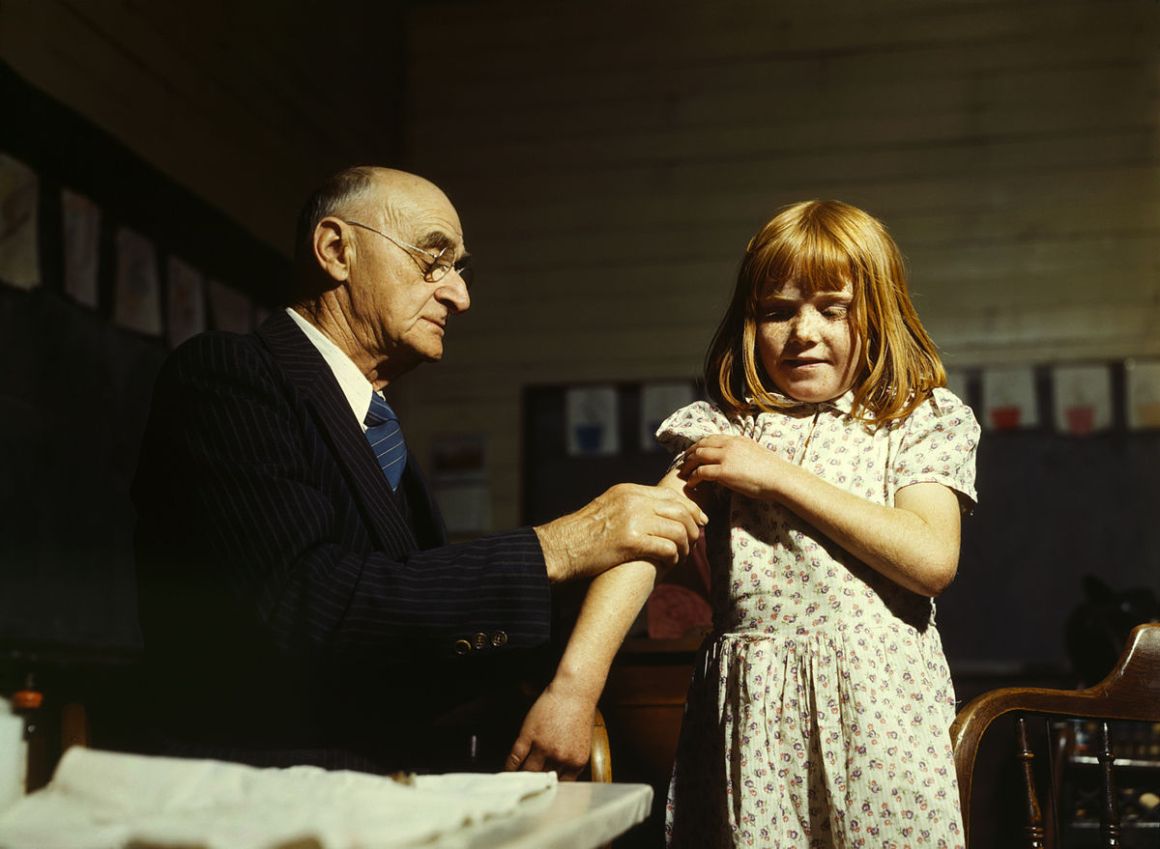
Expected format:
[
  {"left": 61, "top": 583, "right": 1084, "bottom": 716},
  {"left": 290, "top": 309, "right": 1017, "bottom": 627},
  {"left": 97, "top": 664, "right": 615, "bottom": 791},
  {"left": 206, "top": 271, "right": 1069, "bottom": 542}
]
[
  {"left": 656, "top": 401, "right": 749, "bottom": 452},
  {"left": 901, "top": 386, "right": 981, "bottom": 440}
]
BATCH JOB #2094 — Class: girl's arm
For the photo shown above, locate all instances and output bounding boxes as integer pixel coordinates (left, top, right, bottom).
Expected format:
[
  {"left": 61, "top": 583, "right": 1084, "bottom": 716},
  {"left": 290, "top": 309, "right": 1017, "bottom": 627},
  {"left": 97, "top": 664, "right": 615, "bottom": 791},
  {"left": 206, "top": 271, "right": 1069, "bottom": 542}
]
[
  {"left": 680, "top": 435, "right": 961, "bottom": 598},
  {"left": 505, "top": 469, "right": 697, "bottom": 779}
]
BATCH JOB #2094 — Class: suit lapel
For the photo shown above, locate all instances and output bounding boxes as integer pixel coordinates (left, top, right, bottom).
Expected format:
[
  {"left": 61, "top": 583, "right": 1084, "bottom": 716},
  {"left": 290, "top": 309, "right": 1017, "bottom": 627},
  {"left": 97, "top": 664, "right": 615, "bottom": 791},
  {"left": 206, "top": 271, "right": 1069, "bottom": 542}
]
[{"left": 257, "top": 311, "right": 417, "bottom": 552}]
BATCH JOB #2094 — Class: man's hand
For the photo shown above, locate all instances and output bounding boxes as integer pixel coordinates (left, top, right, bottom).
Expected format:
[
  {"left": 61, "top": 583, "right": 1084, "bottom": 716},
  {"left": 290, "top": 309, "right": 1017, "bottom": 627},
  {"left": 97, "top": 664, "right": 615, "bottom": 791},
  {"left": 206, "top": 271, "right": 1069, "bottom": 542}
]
[
  {"left": 534, "top": 483, "right": 708, "bottom": 583},
  {"left": 504, "top": 682, "right": 596, "bottom": 781}
]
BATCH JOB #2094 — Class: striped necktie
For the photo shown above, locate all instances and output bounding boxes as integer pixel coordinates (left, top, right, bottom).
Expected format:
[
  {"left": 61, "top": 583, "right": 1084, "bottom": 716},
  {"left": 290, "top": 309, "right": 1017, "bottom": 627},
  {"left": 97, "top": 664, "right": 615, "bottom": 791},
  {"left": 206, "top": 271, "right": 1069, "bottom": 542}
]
[{"left": 364, "top": 392, "right": 407, "bottom": 490}]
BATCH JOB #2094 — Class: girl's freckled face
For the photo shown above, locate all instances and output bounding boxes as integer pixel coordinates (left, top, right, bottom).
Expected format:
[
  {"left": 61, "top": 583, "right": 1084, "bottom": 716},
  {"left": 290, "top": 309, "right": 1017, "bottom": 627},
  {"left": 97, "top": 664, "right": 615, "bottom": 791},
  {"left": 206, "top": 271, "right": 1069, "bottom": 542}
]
[{"left": 757, "top": 279, "right": 862, "bottom": 403}]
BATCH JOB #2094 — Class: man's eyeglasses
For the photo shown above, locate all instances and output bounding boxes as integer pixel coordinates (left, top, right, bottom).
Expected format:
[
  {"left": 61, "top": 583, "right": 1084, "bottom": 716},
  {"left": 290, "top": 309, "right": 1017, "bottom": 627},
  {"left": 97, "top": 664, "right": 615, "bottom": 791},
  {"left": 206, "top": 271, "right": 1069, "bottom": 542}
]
[{"left": 342, "top": 219, "right": 473, "bottom": 287}]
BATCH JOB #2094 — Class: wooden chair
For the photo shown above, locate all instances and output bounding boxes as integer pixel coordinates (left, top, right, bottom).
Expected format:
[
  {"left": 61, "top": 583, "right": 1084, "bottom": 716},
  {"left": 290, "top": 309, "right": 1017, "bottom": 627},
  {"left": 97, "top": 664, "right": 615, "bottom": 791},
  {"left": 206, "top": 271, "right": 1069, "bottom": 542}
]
[
  {"left": 590, "top": 706, "right": 613, "bottom": 782},
  {"left": 950, "top": 622, "right": 1160, "bottom": 848}
]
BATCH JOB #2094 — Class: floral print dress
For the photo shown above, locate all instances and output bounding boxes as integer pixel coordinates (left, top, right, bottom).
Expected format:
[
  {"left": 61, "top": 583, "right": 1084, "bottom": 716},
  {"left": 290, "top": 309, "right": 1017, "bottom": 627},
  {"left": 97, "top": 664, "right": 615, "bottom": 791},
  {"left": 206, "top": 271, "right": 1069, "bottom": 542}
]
[{"left": 660, "top": 388, "right": 980, "bottom": 849}]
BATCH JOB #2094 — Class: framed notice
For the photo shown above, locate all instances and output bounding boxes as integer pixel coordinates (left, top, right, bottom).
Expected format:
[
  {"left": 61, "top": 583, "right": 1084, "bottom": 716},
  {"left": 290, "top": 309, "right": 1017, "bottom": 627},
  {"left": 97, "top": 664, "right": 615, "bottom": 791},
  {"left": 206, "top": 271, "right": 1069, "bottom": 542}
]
[
  {"left": 981, "top": 366, "right": 1038, "bottom": 431},
  {"left": 1052, "top": 364, "right": 1113, "bottom": 436},
  {"left": 565, "top": 386, "right": 619, "bottom": 456},
  {"left": 113, "top": 226, "right": 162, "bottom": 336},
  {"left": 1126, "top": 359, "right": 1160, "bottom": 430},
  {"left": 62, "top": 189, "right": 100, "bottom": 307}
]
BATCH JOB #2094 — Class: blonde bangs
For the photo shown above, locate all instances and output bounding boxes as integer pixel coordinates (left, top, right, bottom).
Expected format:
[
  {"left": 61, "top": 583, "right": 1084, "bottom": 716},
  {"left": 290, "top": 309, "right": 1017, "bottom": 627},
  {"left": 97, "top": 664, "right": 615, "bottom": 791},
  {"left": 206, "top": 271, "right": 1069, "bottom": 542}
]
[{"left": 707, "top": 200, "right": 948, "bottom": 424}]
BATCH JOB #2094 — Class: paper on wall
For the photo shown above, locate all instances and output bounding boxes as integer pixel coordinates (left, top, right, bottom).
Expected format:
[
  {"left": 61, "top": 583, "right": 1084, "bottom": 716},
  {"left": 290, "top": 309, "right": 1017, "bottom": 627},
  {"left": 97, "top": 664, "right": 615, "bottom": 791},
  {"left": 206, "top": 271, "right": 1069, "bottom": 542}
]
[
  {"left": 981, "top": 366, "right": 1038, "bottom": 431},
  {"left": 1052, "top": 364, "right": 1112, "bottom": 436},
  {"left": 62, "top": 189, "right": 100, "bottom": 307},
  {"left": 1126, "top": 358, "right": 1160, "bottom": 430},
  {"left": 566, "top": 386, "right": 619, "bottom": 456},
  {"left": 113, "top": 226, "right": 162, "bottom": 335},
  {"left": 0, "top": 155, "right": 39, "bottom": 290},
  {"left": 430, "top": 433, "right": 491, "bottom": 535}
]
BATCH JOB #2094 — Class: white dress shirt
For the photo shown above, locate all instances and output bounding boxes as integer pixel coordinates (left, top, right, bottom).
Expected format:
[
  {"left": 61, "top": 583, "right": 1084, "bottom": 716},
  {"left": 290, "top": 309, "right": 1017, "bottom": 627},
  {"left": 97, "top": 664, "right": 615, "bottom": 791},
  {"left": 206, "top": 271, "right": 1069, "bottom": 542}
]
[{"left": 284, "top": 307, "right": 376, "bottom": 432}]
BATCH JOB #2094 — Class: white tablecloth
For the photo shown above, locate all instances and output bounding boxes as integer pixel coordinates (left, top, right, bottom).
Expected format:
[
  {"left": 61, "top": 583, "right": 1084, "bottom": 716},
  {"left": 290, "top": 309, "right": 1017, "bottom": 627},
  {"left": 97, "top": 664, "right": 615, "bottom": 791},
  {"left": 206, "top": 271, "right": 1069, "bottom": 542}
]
[{"left": 0, "top": 747, "right": 558, "bottom": 849}]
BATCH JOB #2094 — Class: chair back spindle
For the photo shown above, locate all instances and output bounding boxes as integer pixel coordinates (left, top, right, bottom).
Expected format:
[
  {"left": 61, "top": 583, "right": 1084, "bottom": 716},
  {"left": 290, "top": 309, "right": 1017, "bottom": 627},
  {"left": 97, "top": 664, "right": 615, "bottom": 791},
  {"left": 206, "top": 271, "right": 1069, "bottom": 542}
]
[
  {"left": 1015, "top": 716, "right": 1047, "bottom": 848},
  {"left": 1095, "top": 721, "right": 1121, "bottom": 848}
]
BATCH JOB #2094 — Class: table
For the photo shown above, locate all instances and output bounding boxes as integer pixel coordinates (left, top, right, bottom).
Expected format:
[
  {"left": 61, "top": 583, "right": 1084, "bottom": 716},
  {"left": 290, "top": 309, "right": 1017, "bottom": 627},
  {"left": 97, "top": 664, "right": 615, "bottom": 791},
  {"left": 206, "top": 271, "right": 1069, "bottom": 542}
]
[{"left": 434, "top": 781, "right": 654, "bottom": 849}]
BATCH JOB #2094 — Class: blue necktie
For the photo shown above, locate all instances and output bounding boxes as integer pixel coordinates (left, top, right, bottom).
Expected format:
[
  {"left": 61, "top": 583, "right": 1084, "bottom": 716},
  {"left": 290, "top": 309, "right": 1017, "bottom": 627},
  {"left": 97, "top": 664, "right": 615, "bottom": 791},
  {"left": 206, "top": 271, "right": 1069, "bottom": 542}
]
[{"left": 365, "top": 392, "right": 407, "bottom": 490}]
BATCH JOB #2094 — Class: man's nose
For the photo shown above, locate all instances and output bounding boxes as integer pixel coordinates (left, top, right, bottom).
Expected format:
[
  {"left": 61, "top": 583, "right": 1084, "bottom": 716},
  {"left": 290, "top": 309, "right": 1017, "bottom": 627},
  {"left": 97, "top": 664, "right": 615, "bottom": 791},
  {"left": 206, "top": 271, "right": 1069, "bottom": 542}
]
[{"left": 437, "top": 272, "right": 471, "bottom": 313}]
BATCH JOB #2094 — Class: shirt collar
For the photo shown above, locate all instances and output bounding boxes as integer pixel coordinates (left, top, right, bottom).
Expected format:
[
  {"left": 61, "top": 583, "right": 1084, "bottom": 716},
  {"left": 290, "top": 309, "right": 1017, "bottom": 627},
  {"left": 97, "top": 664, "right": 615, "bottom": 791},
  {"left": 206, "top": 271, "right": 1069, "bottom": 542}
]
[
  {"left": 749, "top": 389, "right": 856, "bottom": 416},
  {"left": 284, "top": 307, "right": 375, "bottom": 427}
]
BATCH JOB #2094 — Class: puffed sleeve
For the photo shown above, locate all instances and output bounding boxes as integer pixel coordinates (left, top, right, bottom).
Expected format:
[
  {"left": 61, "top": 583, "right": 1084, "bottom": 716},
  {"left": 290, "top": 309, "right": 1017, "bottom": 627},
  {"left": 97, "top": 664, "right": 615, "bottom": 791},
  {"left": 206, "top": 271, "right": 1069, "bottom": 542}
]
[
  {"left": 890, "top": 387, "right": 981, "bottom": 508},
  {"left": 655, "top": 401, "right": 741, "bottom": 456}
]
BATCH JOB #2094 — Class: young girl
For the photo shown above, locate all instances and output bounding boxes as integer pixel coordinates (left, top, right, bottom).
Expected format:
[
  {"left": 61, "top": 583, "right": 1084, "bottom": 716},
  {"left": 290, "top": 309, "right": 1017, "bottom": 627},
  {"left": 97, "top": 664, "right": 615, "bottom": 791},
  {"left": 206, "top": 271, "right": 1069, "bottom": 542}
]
[
  {"left": 660, "top": 200, "right": 979, "bottom": 848},
  {"left": 506, "top": 199, "right": 977, "bottom": 847}
]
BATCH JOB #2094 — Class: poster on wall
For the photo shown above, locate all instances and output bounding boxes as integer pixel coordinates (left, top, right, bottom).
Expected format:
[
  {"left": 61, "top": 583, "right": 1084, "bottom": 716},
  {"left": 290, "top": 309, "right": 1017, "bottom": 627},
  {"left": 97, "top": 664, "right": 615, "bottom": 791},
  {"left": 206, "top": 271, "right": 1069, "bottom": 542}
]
[
  {"left": 62, "top": 189, "right": 100, "bottom": 308},
  {"left": 566, "top": 385, "right": 619, "bottom": 456},
  {"left": 167, "top": 257, "right": 207, "bottom": 348},
  {"left": 208, "top": 279, "right": 252, "bottom": 333},
  {"left": 429, "top": 433, "right": 491, "bottom": 535},
  {"left": 640, "top": 381, "right": 696, "bottom": 450},
  {"left": 113, "top": 226, "right": 162, "bottom": 336},
  {"left": 1052, "top": 364, "right": 1112, "bottom": 436},
  {"left": 0, "top": 154, "right": 40, "bottom": 290},
  {"left": 981, "top": 366, "right": 1038, "bottom": 431},
  {"left": 1126, "top": 358, "right": 1160, "bottom": 430}
]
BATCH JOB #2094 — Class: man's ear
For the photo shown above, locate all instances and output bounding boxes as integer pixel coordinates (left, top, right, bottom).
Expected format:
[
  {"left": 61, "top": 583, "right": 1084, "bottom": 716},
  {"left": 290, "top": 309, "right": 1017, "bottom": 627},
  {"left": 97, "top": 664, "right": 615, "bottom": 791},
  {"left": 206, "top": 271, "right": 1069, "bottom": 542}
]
[{"left": 313, "top": 217, "right": 352, "bottom": 282}]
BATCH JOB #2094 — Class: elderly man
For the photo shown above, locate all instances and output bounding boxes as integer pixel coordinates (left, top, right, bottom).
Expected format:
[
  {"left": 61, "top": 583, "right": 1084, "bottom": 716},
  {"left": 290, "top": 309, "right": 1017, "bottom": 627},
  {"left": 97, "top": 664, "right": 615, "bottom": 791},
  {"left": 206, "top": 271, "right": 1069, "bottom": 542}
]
[{"left": 132, "top": 166, "right": 705, "bottom": 776}]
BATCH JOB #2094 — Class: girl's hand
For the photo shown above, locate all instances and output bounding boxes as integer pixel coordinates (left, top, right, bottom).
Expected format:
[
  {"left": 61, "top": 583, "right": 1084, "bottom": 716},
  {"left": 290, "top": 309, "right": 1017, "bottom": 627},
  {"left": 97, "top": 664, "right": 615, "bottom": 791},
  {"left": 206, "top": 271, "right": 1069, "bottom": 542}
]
[{"left": 679, "top": 435, "right": 784, "bottom": 499}]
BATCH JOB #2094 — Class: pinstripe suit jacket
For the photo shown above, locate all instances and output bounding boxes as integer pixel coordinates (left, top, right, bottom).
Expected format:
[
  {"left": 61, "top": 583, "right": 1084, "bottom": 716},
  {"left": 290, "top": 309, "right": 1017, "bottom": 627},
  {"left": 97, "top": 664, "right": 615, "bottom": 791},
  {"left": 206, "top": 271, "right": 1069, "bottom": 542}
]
[{"left": 132, "top": 310, "right": 551, "bottom": 771}]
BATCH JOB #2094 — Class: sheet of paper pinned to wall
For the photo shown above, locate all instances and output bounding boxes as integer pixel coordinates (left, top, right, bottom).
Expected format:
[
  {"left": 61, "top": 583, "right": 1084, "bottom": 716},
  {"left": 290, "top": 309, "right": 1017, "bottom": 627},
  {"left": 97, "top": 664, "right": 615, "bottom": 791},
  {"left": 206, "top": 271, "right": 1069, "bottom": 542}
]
[
  {"left": 566, "top": 385, "right": 619, "bottom": 456},
  {"left": 208, "top": 279, "right": 252, "bottom": 334},
  {"left": 113, "top": 226, "right": 162, "bottom": 336},
  {"left": 1052, "top": 363, "right": 1112, "bottom": 436},
  {"left": 640, "top": 381, "right": 696, "bottom": 451},
  {"left": 0, "top": 154, "right": 40, "bottom": 291},
  {"left": 167, "top": 257, "right": 207, "bottom": 348},
  {"left": 430, "top": 433, "right": 491, "bottom": 535},
  {"left": 1126, "top": 358, "right": 1160, "bottom": 430},
  {"left": 981, "top": 365, "right": 1039, "bottom": 431},
  {"left": 62, "top": 189, "right": 100, "bottom": 307}
]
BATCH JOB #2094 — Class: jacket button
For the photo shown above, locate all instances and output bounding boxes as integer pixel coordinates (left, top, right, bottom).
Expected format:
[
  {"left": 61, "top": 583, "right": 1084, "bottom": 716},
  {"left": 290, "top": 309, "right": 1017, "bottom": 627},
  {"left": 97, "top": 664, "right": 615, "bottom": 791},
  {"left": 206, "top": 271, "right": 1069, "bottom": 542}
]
[
  {"left": 491, "top": 630, "right": 509, "bottom": 647},
  {"left": 453, "top": 639, "right": 472, "bottom": 656},
  {"left": 472, "top": 631, "right": 489, "bottom": 650}
]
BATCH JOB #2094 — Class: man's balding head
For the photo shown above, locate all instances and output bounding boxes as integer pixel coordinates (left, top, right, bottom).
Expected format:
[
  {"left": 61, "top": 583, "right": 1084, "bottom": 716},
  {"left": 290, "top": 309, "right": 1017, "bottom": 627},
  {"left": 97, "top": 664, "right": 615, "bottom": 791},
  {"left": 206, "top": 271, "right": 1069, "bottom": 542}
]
[
  {"left": 289, "top": 166, "right": 470, "bottom": 386},
  {"left": 294, "top": 167, "right": 448, "bottom": 264}
]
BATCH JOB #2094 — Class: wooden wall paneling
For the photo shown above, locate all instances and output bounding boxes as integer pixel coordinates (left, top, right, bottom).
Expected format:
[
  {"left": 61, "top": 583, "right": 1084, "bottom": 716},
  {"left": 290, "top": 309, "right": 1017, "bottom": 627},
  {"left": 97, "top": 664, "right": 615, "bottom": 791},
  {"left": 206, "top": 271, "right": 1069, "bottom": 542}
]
[{"left": 402, "top": 0, "right": 1160, "bottom": 623}]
